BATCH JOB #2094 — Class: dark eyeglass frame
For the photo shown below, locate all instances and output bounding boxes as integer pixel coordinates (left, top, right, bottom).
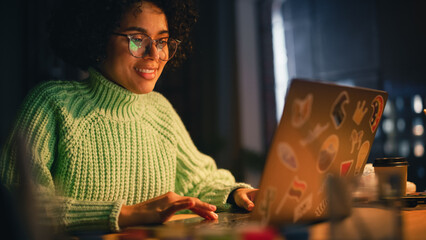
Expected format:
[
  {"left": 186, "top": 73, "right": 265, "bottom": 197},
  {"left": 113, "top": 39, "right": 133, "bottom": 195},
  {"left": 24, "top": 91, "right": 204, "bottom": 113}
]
[{"left": 112, "top": 32, "right": 181, "bottom": 61}]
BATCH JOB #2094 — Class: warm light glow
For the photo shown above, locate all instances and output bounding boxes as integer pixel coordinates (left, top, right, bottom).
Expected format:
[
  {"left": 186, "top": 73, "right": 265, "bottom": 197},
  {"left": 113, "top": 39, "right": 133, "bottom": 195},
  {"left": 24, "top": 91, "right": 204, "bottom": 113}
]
[
  {"left": 413, "top": 95, "right": 423, "bottom": 114},
  {"left": 413, "top": 125, "right": 424, "bottom": 136},
  {"left": 414, "top": 143, "right": 424, "bottom": 157},
  {"left": 412, "top": 118, "right": 424, "bottom": 136}
]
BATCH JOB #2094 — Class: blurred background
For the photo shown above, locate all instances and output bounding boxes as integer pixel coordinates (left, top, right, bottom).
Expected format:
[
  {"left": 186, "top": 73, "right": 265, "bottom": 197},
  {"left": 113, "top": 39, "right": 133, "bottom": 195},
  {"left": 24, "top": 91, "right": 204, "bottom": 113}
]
[{"left": 0, "top": 0, "right": 425, "bottom": 191}]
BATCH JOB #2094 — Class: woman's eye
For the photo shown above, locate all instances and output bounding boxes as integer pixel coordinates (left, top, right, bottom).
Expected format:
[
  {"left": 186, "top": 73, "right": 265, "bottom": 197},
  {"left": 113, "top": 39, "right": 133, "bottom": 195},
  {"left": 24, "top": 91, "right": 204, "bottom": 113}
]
[
  {"left": 132, "top": 38, "right": 143, "bottom": 43},
  {"left": 158, "top": 39, "right": 168, "bottom": 48}
]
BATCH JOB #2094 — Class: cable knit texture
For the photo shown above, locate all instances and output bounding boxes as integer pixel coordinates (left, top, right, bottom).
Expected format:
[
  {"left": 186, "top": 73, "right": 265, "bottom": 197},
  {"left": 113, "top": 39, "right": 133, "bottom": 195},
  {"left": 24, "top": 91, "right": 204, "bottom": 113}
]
[{"left": 0, "top": 68, "right": 251, "bottom": 232}]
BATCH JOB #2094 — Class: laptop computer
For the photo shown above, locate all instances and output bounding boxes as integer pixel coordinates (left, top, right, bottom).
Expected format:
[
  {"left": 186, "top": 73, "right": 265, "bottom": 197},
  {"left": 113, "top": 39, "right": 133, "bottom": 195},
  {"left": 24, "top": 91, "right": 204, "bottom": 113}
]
[
  {"left": 165, "top": 79, "right": 388, "bottom": 228},
  {"left": 250, "top": 78, "right": 387, "bottom": 225}
]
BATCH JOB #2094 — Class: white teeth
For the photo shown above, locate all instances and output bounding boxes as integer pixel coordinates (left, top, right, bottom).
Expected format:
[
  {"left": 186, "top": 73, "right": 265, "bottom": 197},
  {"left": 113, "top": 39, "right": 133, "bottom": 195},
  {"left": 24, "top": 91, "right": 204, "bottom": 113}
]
[{"left": 135, "top": 68, "right": 154, "bottom": 73}]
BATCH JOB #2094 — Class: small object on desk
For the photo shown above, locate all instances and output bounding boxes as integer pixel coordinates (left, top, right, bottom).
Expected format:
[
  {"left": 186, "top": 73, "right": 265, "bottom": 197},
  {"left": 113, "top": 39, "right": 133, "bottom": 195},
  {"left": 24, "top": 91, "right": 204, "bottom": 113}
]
[
  {"left": 353, "top": 164, "right": 417, "bottom": 203},
  {"left": 353, "top": 163, "right": 378, "bottom": 201},
  {"left": 402, "top": 192, "right": 426, "bottom": 208},
  {"left": 373, "top": 157, "right": 408, "bottom": 198},
  {"left": 406, "top": 181, "right": 416, "bottom": 194}
]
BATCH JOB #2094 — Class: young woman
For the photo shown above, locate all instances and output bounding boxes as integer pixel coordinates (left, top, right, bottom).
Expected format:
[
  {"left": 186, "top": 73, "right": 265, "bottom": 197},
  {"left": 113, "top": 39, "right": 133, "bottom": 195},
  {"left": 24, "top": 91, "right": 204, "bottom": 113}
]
[{"left": 0, "top": 0, "right": 257, "bottom": 233}]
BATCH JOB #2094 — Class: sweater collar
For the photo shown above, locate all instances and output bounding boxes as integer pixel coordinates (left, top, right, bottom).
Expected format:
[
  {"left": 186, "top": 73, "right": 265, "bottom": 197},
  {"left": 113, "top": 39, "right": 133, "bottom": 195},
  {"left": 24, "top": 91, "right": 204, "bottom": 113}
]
[{"left": 86, "top": 67, "right": 148, "bottom": 120}]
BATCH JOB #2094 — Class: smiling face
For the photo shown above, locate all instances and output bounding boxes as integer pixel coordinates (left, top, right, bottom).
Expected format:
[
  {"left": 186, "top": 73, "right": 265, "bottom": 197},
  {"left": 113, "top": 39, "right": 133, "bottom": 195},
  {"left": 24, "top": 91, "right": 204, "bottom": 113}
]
[{"left": 98, "top": 2, "right": 169, "bottom": 94}]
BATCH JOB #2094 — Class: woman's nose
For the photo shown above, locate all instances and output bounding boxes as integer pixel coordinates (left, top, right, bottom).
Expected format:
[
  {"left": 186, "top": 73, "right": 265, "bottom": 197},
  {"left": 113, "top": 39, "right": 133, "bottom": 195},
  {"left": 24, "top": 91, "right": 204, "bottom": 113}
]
[{"left": 143, "top": 43, "right": 160, "bottom": 61}]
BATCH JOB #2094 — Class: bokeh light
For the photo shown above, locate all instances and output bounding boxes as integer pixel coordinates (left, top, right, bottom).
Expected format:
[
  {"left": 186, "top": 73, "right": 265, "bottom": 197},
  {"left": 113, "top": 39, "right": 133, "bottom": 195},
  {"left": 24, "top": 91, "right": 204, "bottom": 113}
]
[{"left": 412, "top": 95, "right": 423, "bottom": 114}]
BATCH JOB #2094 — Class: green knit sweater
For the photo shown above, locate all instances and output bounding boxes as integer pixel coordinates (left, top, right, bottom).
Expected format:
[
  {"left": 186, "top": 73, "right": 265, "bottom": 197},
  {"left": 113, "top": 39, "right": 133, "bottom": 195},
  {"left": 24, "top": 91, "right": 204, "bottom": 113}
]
[{"left": 0, "top": 68, "right": 250, "bottom": 232}]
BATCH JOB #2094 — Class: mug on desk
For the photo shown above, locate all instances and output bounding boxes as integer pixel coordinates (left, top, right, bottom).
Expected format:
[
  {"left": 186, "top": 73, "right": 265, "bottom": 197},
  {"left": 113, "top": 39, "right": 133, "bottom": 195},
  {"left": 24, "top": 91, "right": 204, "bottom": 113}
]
[{"left": 373, "top": 157, "right": 408, "bottom": 198}]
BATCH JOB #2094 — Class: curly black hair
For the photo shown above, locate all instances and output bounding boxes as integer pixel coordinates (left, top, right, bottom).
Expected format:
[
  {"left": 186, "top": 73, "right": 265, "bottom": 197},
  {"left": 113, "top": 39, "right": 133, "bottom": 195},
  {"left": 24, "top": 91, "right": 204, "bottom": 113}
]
[{"left": 48, "top": 0, "right": 198, "bottom": 70}]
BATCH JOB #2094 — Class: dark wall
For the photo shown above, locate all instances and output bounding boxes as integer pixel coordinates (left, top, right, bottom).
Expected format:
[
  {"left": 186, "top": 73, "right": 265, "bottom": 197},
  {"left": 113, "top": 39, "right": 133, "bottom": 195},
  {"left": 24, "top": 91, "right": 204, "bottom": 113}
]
[
  {"left": 0, "top": 0, "right": 80, "bottom": 144},
  {"left": 377, "top": 0, "right": 426, "bottom": 191},
  {"left": 158, "top": 0, "right": 242, "bottom": 175},
  {"left": 378, "top": 0, "right": 426, "bottom": 95}
]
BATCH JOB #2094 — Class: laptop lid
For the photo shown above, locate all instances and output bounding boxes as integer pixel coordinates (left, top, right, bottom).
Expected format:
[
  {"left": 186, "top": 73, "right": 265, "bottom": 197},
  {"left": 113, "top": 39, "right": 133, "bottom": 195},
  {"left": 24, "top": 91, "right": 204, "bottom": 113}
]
[{"left": 250, "top": 79, "right": 388, "bottom": 225}]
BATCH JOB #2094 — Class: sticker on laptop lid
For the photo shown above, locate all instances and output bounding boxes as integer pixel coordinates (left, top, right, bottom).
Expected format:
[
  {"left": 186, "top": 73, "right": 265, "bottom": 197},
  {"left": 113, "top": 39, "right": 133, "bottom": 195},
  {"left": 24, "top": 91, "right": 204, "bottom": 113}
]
[
  {"left": 294, "top": 193, "right": 313, "bottom": 223},
  {"left": 340, "top": 160, "right": 353, "bottom": 177},
  {"left": 300, "top": 123, "right": 330, "bottom": 147},
  {"left": 350, "top": 129, "right": 364, "bottom": 154},
  {"left": 330, "top": 91, "right": 350, "bottom": 129},
  {"left": 277, "top": 142, "right": 298, "bottom": 171},
  {"left": 259, "top": 187, "right": 276, "bottom": 226},
  {"left": 275, "top": 176, "right": 307, "bottom": 215},
  {"left": 291, "top": 93, "right": 313, "bottom": 128},
  {"left": 354, "top": 140, "right": 370, "bottom": 175},
  {"left": 317, "top": 134, "right": 339, "bottom": 173},
  {"left": 288, "top": 176, "right": 308, "bottom": 201},
  {"left": 318, "top": 173, "right": 333, "bottom": 195},
  {"left": 370, "top": 95, "right": 385, "bottom": 133},
  {"left": 352, "top": 100, "right": 368, "bottom": 125},
  {"left": 314, "top": 198, "right": 329, "bottom": 217}
]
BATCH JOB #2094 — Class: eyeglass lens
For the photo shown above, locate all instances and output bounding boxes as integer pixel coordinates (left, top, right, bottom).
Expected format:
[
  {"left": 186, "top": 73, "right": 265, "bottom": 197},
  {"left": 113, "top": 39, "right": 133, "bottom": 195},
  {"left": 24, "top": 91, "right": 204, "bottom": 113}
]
[{"left": 128, "top": 35, "right": 178, "bottom": 61}]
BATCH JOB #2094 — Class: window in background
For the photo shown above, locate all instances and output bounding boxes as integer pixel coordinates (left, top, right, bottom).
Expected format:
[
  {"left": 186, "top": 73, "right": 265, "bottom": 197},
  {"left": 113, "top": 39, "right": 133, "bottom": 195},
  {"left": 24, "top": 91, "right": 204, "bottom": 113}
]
[
  {"left": 269, "top": 0, "right": 426, "bottom": 191},
  {"left": 272, "top": 0, "right": 289, "bottom": 122},
  {"left": 381, "top": 95, "right": 426, "bottom": 185}
]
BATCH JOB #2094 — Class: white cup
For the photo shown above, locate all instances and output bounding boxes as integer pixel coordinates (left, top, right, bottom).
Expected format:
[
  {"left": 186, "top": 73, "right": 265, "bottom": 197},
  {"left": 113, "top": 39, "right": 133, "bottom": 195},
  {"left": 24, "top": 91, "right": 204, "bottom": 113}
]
[{"left": 373, "top": 157, "right": 408, "bottom": 198}]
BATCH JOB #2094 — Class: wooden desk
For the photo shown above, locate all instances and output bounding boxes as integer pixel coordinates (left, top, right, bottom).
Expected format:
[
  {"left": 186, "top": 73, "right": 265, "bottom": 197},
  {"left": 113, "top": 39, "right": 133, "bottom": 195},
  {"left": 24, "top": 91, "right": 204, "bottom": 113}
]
[
  {"left": 309, "top": 207, "right": 426, "bottom": 240},
  {"left": 401, "top": 209, "right": 426, "bottom": 240},
  {"left": 103, "top": 208, "right": 426, "bottom": 240}
]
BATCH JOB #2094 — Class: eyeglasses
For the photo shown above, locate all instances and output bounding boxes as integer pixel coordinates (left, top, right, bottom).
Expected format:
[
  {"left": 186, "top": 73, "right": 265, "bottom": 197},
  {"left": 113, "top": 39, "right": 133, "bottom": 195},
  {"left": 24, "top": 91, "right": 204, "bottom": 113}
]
[{"left": 112, "top": 32, "right": 181, "bottom": 61}]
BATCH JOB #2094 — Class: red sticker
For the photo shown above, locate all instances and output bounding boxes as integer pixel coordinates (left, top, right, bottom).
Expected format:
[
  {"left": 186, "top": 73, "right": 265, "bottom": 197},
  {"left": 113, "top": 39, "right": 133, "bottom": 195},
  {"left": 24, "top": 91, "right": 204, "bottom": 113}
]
[
  {"left": 369, "top": 95, "right": 385, "bottom": 133},
  {"left": 275, "top": 176, "right": 307, "bottom": 215},
  {"left": 340, "top": 160, "right": 353, "bottom": 177},
  {"left": 288, "top": 177, "right": 308, "bottom": 201}
]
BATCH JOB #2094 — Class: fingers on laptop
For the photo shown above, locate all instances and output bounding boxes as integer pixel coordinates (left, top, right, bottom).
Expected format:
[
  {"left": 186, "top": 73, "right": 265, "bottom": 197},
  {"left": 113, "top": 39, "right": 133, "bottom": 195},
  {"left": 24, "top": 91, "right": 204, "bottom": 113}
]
[
  {"left": 163, "top": 198, "right": 195, "bottom": 216},
  {"left": 163, "top": 196, "right": 217, "bottom": 221},
  {"left": 235, "top": 188, "right": 258, "bottom": 211},
  {"left": 190, "top": 207, "right": 218, "bottom": 220},
  {"left": 240, "top": 194, "right": 254, "bottom": 211},
  {"left": 187, "top": 198, "right": 218, "bottom": 220}
]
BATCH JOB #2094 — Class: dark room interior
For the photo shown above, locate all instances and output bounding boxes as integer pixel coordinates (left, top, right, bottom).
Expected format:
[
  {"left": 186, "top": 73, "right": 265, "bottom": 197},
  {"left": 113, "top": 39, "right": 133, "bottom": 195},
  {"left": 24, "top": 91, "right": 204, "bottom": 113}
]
[
  {"left": 1, "top": 0, "right": 426, "bottom": 239},
  {"left": 2, "top": 0, "right": 424, "bottom": 189}
]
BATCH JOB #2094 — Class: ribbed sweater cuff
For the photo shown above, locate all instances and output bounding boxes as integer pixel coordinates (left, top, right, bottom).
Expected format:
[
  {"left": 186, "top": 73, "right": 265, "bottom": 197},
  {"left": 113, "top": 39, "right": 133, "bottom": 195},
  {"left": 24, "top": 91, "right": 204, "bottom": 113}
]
[
  {"left": 216, "top": 183, "right": 253, "bottom": 211},
  {"left": 63, "top": 199, "right": 125, "bottom": 233}
]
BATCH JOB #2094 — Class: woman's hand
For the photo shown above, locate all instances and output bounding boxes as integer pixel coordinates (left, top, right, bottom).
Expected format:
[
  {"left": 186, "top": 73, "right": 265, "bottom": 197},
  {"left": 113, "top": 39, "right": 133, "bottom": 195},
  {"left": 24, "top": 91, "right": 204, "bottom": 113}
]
[
  {"left": 118, "top": 192, "right": 218, "bottom": 228},
  {"left": 232, "top": 188, "right": 258, "bottom": 211}
]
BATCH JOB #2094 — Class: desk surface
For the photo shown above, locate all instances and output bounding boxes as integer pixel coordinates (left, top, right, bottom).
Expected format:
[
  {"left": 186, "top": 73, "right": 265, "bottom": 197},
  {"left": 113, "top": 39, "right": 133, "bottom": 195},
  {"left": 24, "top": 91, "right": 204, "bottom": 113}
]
[
  {"left": 103, "top": 207, "right": 426, "bottom": 240},
  {"left": 310, "top": 207, "right": 426, "bottom": 240},
  {"left": 401, "top": 209, "right": 426, "bottom": 239}
]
